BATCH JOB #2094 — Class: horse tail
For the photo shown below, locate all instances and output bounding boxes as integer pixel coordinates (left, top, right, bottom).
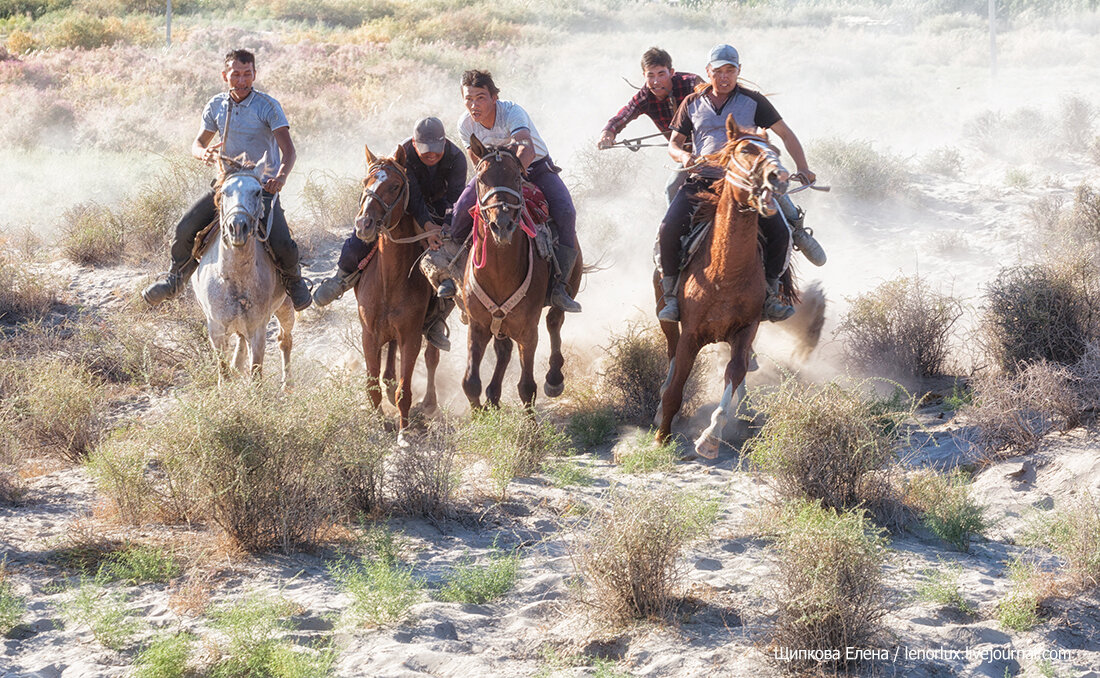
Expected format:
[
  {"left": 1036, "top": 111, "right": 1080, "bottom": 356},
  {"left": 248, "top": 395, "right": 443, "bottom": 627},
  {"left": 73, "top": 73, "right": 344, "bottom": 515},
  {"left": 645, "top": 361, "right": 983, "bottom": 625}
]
[
  {"left": 784, "top": 280, "right": 827, "bottom": 362},
  {"left": 779, "top": 261, "right": 799, "bottom": 306}
]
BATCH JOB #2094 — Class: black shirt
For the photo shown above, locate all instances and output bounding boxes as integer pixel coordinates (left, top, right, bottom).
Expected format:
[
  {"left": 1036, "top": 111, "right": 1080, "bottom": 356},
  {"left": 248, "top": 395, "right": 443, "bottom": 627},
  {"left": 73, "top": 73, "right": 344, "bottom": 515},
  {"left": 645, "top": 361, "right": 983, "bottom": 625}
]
[{"left": 400, "top": 138, "right": 469, "bottom": 228}]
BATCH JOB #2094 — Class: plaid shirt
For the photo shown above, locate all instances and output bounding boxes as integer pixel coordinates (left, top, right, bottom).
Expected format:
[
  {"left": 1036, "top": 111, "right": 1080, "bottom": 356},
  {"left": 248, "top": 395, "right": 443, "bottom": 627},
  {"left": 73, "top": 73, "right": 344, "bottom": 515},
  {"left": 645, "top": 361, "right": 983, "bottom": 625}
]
[{"left": 602, "top": 71, "right": 703, "bottom": 139}]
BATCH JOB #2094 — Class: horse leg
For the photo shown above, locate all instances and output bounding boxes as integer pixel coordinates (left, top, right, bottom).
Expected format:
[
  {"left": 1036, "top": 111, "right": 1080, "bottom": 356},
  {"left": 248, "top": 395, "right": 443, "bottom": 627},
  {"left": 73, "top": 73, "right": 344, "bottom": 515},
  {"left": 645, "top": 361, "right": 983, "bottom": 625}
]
[
  {"left": 543, "top": 307, "right": 566, "bottom": 398},
  {"left": 656, "top": 334, "right": 702, "bottom": 445},
  {"left": 247, "top": 326, "right": 266, "bottom": 382},
  {"left": 486, "top": 336, "right": 513, "bottom": 408},
  {"left": 516, "top": 334, "right": 539, "bottom": 410},
  {"left": 361, "top": 329, "right": 384, "bottom": 410},
  {"left": 418, "top": 343, "right": 440, "bottom": 416},
  {"left": 274, "top": 298, "right": 295, "bottom": 390},
  {"left": 463, "top": 325, "right": 490, "bottom": 409},
  {"left": 232, "top": 334, "right": 249, "bottom": 376},
  {"left": 395, "top": 335, "right": 421, "bottom": 447},
  {"left": 208, "top": 323, "right": 233, "bottom": 384},
  {"left": 384, "top": 340, "right": 398, "bottom": 405},
  {"left": 695, "top": 325, "right": 756, "bottom": 459}
]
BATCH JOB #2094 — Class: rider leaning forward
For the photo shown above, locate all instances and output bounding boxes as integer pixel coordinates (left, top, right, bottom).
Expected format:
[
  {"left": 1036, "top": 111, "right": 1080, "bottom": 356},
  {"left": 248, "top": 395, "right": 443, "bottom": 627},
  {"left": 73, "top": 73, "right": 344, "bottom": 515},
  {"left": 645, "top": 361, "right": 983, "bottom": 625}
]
[
  {"left": 427, "top": 69, "right": 582, "bottom": 314},
  {"left": 142, "top": 49, "right": 312, "bottom": 311},
  {"left": 657, "top": 44, "right": 826, "bottom": 325},
  {"left": 598, "top": 47, "right": 702, "bottom": 205},
  {"left": 312, "top": 116, "right": 466, "bottom": 351}
]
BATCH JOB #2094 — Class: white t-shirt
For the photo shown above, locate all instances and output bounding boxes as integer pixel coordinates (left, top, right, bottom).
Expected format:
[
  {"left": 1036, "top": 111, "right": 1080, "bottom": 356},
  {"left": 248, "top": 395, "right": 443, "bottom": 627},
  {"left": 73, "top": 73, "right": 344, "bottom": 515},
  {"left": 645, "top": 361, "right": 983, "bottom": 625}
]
[{"left": 457, "top": 100, "right": 548, "bottom": 161}]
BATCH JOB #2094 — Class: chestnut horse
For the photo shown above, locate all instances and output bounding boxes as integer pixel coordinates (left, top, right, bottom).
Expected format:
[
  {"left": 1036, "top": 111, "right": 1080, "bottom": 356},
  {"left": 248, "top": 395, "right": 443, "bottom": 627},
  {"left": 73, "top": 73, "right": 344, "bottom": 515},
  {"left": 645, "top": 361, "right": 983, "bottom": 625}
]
[
  {"left": 355, "top": 144, "right": 440, "bottom": 441},
  {"left": 461, "top": 136, "right": 582, "bottom": 408},
  {"left": 655, "top": 116, "right": 795, "bottom": 459}
]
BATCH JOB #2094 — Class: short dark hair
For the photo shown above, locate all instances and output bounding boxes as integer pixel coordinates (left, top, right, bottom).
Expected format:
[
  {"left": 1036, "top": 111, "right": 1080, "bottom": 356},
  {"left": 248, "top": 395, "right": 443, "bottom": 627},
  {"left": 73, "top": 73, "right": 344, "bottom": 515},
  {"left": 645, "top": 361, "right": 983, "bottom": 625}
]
[
  {"left": 641, "top": 47, "right": 673, "bottom": 72},
  {"left": 461, "top": 69, "right": 499, "bottom": 97},
  {"left": 223, "top": 49, "right": 255, "bottom": 70}
]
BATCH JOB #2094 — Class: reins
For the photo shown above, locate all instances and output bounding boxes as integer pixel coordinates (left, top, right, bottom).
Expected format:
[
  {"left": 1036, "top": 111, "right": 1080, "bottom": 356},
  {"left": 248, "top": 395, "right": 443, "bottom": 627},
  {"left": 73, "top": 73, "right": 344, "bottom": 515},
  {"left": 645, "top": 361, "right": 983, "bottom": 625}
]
[{"left": 359, "top": 160, "right": 436, "bottom": 245}]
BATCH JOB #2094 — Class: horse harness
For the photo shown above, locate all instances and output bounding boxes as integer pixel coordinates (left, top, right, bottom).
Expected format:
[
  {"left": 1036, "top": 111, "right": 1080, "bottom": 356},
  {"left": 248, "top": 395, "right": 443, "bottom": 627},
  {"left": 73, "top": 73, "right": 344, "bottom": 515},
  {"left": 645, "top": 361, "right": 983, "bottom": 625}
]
[
  {"left": 722, "top": 134, "right": 784, "bottom": 215},
  {"left": 192, "top": 171, "right": 276, "bottom": 261}
]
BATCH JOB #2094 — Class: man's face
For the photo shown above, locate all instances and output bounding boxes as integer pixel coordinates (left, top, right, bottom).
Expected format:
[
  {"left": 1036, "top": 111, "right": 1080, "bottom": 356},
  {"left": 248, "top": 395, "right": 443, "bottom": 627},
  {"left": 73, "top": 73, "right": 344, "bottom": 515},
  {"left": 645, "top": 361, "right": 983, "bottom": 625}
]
[
  {"left": 463, "top": 85, "right": 497, "bottom": 125},
  {"left": 417, "top": 148, "right": 443, "bottom": 166},
  {"left": 644, "top": 66, "right": 674, "bottom": 100},
  {"left": 706, "top": 63, "right": 739, "bottom": 96},
  {"left": 222, "top": 60, "right": 255, "bottom": 100}
]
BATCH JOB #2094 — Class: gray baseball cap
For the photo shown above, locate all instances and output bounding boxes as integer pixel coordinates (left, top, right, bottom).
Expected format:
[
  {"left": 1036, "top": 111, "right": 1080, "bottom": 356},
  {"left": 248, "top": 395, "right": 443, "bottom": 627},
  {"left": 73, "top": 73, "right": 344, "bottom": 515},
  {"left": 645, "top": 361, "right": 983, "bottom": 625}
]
[
  {"left": 706, "top": 44, "right": 740, "bottom": 70},
  {"left": 413, "top": 116, "right": 446, "bottom": 154}
]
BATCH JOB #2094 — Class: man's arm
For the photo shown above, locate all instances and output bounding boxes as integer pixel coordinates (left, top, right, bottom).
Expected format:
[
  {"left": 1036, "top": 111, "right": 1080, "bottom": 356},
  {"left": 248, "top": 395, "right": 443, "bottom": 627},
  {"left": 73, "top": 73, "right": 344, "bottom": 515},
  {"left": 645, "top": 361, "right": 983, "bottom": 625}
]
[
  {"left": 511, "top": 128, "right": 536, "bottom": 170},
  {"left": 193, "top": 129, "right": 221, "bottom": 164},
  {"left": 598, "top": 92, "right": 645, "bottom": 149},
  {"left": 265, "top": 127, "right": 296, "bottom": 194},
  {"left": 668, "top": 131, "right": 693, "bottom": 166},
  {"left": 769, "top": 120, "right": 815, "bottom": 184}
]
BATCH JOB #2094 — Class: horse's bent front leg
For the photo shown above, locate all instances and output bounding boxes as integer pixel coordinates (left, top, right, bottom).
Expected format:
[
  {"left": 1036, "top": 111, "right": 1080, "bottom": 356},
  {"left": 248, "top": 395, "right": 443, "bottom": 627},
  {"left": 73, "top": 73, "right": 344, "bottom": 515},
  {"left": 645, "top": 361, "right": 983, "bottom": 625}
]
[
  {"left": 486, "top": 336, "right": 513, "bottom": 407},
  {"left": 274, "top": 298, "right": 295, "bottom": 390},
  {"left": 543, "top": 307, "right": 565, "bottom": 398},
  {"left": 384, "top": 340, "right": 398, "bottom": 405},
  {"left": 418, "top": 343, "right": 440, "bottom": 416},
  {"left": 656, "top": 334, "right": 702, "bottom": 445},
  {"left": 463, "top": 324, "right": 490, "bottom": 409},
  {"left": 695, "top": 325, "right": 756, "bottom": 459}
]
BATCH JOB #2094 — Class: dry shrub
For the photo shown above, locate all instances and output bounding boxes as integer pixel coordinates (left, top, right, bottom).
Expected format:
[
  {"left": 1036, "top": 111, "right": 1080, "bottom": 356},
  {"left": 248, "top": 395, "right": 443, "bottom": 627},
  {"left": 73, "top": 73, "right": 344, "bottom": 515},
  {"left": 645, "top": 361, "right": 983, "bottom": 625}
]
[
  {"left": 980, "top": 256, "right": 1100, "bottom": 371},
  {"left": 115, "top": 155, "right": 212, "bottom": 266},
  {"left": 456, "top": 406, "right": 572, "bottom": 500},
  {"left": 0, "top": 253, "right": 56, "bottom": 321},
  {"left": 767, "top": 500, "right": 889, "bottom": 671},
  {"left": 4, "top": 357, "right": 108, "bottom": 463},
  {"left": 746, "top": 378, "right": 910, "bottom": 514},
  {"left": 88, "top": 377, "right": 392, "bottom": 551},
  {"left": 904, "top": 469, "right": 987, "bottom": 551},
  {"left": 42, "top": 12, "right": 157, "bottom": 49},
  {"left": 1023, "top": 494, "right": 1100, "bottom": 590},
  {"left": 810, "top": 138, "right": 910, "bottom": 200},
  {"left": 836, "top": 275, "right": 961, "bottom": 378},
  {"left": 62, "top": 201, "right": 123, "bottom": 267},
  {"left": 573, "top": 487, "right": 718, "bottom": 624},
  {"left": 598, "top": 321, "right": 705, "bottom": 425},
  {"left": 296, "top": 169, "right": 359, "bottom": 259},
  {"left": 963, "top": 360, "right": 1082, "bottom": 458},
  {"left": 1060, "top": 94, "right": 1096, "bottom": 151},
  {"left": 388, "top": 421, "right": 458, "bottom": 519},
  {"left": 258, "top": 0, "right": 395, "bottom": 26}
]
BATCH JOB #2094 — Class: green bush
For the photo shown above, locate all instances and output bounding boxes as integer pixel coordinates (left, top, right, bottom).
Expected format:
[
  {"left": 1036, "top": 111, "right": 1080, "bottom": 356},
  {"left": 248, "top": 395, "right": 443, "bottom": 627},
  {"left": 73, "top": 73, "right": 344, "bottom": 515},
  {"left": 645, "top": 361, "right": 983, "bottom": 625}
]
[
  {"left": 41, "top": 12, "right": 155, "bottom": 49},
  {"left": 836, "top": 275, "right": 961, "bottom": 378},
  {"left": 906, "top": 470, "right": 987, "bottom": 551},
  {"left": 62, "top": 577, "right": 142, "bottom": 650},
  {"left": 768, "top": 500, "right": 890, "bottom": 670},
  {"left": 614, "top": 432, "right": 679, "bottom": 474},
  {"left": 0, "top": 561, "right": 26, "bottom": 635},
  {"left": 97, "top": 544, "right": 180, "bottom": 584},
  {"left": 811, "top": 138, "right": 910, "bottom": 199},
  {"left": 456, "top": 406, "right": 572, "bottom": 500},
  {"left": 914, "top": 562, "right": 975, "bottom": 614},
  {"left": 438, "top": 546, "right": 521, "bottom": 604},
  {"left": 564, "top": 390, "right": 617, "bottom": 450},
  {"left": 329, "top": 556, "right": 421, "bottom": 627},
  {"left": 133, "top": 632, "right": 193, "bottom": 678},
  {"left": 541, "top": 457, "right": 593, "bottom": 488},
  {"left": 1023, "top": 495, "right": 1100, "bottom": 589},
  {"left": 996, "top": 558, "right": 1042, "bottom": 631},
  {"left": 209, "top": 594, "right": 335, "bottom": 677}
]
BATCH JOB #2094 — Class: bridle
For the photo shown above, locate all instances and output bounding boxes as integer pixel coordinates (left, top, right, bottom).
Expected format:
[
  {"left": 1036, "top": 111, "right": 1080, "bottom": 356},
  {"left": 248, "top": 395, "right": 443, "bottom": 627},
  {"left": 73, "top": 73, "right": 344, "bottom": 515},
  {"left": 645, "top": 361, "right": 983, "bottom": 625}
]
[
  {"left": 475, "top": 148, "right": 524, "bottom": 219},
  {"left": 722, "top": 134, "right": 787, "bottom": 215},
  {"left": 218, "top": 171, "right": 270, "bottom": 243},
  {"left": 359, "top": 160, "right": 410, "bottom": 233}
]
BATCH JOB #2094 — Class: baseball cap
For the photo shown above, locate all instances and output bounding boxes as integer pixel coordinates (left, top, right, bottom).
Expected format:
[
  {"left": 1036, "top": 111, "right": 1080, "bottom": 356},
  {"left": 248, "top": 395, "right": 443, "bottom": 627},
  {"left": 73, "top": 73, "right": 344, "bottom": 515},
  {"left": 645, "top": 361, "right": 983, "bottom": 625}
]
[
  {"left": 413, "top": 116, "right": 446, "bottom": 154},
  {"left": 706, "top": 44, "right": 740, "bottom": 70}
]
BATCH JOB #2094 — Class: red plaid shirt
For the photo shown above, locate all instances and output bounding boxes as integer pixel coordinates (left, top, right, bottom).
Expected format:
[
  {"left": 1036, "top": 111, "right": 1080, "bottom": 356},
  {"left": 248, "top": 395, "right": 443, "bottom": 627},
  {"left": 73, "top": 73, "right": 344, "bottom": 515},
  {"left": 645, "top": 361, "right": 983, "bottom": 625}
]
[{"left": 602, "top": 72, "right": 703, "bottom": 139}]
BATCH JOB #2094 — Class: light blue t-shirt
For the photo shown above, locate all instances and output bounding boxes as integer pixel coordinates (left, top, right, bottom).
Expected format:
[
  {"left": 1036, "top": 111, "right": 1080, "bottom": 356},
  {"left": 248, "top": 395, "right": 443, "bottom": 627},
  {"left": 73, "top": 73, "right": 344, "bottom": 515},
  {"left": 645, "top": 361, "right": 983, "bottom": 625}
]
[
  {"left": 202, "top": 89, "right": 289, "bottom": 180},
  {"left": 457, "top": 100, "right": 548, "bottom": 161}
]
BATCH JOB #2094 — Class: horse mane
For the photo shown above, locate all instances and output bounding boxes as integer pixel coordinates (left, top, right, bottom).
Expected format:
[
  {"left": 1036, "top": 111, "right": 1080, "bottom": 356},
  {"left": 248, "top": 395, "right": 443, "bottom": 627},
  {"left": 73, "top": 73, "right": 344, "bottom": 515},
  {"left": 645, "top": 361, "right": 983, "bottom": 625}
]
[{"left": 212, "top": 154, "right": 260, "bottom": 204}]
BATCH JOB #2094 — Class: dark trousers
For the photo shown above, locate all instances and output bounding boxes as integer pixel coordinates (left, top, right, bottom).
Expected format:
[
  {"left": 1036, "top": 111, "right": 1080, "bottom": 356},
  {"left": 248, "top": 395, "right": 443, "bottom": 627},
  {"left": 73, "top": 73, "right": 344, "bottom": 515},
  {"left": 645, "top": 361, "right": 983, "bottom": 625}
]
[
  {"left": 338, "top": 235, "right": 374, "bottom": 273},
  {"left": 169, "top": 189, "right": 300, "bottom": 275},
  {"left": 658, "top": 178, "right": 791, "bottom": 279},
  {"left": 448, "top": 156, "right": 577, "bottom": 248}
]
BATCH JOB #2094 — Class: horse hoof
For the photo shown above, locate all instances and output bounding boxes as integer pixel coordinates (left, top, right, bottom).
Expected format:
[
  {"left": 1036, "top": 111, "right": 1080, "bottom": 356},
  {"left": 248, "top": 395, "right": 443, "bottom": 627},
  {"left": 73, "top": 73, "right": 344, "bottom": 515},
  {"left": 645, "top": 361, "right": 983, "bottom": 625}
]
[
  {"left": 543, "top": 380, "right": 564, "bottom": 398},
  {"left": 694, "top": 436, "right": 720, "bottom": 460},
  {"left": 397, "top": 430, "right": 410, "bottom": 448},
  {"left": 417, "top": 401, "right": 439, "bottom": 418}
]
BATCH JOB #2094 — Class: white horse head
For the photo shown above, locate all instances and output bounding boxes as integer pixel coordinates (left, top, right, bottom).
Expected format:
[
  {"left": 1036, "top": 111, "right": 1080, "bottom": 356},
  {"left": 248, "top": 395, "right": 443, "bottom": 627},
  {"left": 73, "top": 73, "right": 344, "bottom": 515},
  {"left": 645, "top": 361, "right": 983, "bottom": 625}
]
[{"left": 218, "top": 153, "right": 268, "bottom": 249}]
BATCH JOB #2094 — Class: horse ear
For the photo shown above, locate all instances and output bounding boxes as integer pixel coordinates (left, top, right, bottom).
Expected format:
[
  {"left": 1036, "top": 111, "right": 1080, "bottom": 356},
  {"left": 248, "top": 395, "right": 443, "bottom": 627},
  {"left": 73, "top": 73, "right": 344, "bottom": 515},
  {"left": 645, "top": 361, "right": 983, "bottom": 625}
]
[
  {"left": 725, "top": 113, "right": 743, "bottom": 140},
  {"left": 469, "top": 134, "right": 487, "bottom": 161},
  {"left": 254, "top": 151, "right": 269, "bottom": 178},
  {"left": 393, "top": 143, "right": 407, "bottom": 168},
  {"left": 364, "top": 144, "right": 378, "bottom": 166}
]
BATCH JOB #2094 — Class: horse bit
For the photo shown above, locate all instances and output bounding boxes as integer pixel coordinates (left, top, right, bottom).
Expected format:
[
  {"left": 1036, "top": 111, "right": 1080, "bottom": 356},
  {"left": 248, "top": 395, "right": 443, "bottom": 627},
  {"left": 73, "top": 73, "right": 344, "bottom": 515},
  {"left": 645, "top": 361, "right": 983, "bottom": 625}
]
[{"left": 475, "top": 149, "right": 524, "bottom": 217}]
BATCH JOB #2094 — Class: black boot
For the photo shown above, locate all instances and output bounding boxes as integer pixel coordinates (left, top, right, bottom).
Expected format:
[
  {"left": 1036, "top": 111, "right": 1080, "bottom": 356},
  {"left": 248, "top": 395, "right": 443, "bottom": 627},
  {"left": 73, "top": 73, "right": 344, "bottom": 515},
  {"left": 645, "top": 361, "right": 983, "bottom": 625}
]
[
  {"left": 763, "top": 277, "right": 795, "bottom": 322},
  {"left": 313, "top": 266, "right": 359, "bottom": 307},
  {"left": 549, "top": 244, "right": 582, "bottom": 313},
  {"left": 423, "top": 298, "right": 455, "bottom": 351},
  {"left": 282, "top": 266, "right": 313, "bottom": 311},
  {"left": 142, "top": 257, "right": 198, "bottom": 306}
]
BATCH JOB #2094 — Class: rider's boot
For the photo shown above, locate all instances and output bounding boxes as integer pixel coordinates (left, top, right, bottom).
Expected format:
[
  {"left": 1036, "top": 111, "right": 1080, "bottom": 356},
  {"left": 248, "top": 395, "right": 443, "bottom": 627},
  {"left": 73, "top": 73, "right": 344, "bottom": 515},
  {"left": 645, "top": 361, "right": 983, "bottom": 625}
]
[
  {"left": 313, "top": 266, "right": 360, "bottom": 307},
  {"left": 763, "top": 277, "right": 795, "bottom": 322},
  {"left": 779, "top": 195, "right": 826, "bottom": 267},
  {"left": 437, "top": 278, "right": 457, "bottom": 299},
  {"left": 657, "top": 275, "right": 680, "bottom": 323},
  {"left": 142, "top": 257, "right": 198, "bottom": 306},
  {"left": 280, "top": 264, "right": 313, "bottom": 311},
  {"left": 549, "top": 244, "right": 582, "bottom": 313},
  {"left": 422, "top": 298, "right": 455, "bottom": 352}
]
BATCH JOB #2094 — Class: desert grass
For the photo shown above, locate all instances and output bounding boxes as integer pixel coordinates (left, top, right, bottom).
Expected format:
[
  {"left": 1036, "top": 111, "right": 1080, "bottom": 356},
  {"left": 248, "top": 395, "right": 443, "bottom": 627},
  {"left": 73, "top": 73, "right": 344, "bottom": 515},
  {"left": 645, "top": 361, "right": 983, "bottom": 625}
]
[
  {"left": 388, "top": 420, "right": 459, "bottom": 519},
  {"left": 573, "top": 487, "right": 719, "bottom": 625},
  {"left": 0, "top": 559, "right": 26, "bottom": 635},
  {"left": 995, "top": 558, "right": 1045, "bottom": 632},
  {"left": 0, "top": 253, "right": 56, "bottom": 322},
  {"left": 115, "top": 154, "right": 213, "bottom": 265},
  {"left": 766, "top": 500, "right": 890, "bottom": 671},
  {"left": 835, "top": 274, "right": 962, "bottom": 378},
  {"left": 296, "top": 168, "right": 359, "bottom": 259},
  {"left": 542, "top": 457, "right": 594, "bottom": 488},
  {"left": 563, "top": 388, "right": 617, "bottom": 450},
  {"left": 96, "top": 544, "right": 181, "bottom": 584},
  {"left": 208, "top": 593, "right": 336, "bottom": 677},
  {"left": 904, "top": 469, "right": 987, "bottom": 552},
  {"left": 745, "top": 377, "right": 911, "bottom": 516},
  {"left": 810, "top": 137, "right": 910, "bottom": 200},
  {"left": 456, "top": 406, "right": 573, "bottom": 500},
  {"left": 437, "top": 545, "right": 521, "bottom": 605},
  {"left": 329, "top": 555, "right": 422, "bottom": 627},
  {"left": 133, "top": 631, "right": 195, "bottom": 678},
  {"left": 613, "top": 431, "right": 679, "bottom": 474},
  {"left": 1022, "top": 495, "right": 1100, "bottom": 590},
  {"left": 4, "top": 357, "right": 108, "bottom": 463},
  {"left": 61, "top": 201, "right": 123, "bottom": 266},
  {"left": 61, "top": 576, "right": 143, "bottom": 650},
  {"left": 914, "top": 562, "right": 975, "bottom": 614},
  {"left": 598, "top": 322, "right": 705, "bottom": 425}
]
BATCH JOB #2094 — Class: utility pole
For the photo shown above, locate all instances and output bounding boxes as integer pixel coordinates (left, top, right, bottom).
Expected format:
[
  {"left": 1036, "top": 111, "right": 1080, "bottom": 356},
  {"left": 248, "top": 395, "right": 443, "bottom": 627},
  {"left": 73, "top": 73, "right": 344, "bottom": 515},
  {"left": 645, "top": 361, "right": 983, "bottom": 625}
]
[
  {"left": 166, "top": 0, "right": 172, "bottom": 48},
  {"left": 988, "top": 0, "right": 997, "bottom": 77}
]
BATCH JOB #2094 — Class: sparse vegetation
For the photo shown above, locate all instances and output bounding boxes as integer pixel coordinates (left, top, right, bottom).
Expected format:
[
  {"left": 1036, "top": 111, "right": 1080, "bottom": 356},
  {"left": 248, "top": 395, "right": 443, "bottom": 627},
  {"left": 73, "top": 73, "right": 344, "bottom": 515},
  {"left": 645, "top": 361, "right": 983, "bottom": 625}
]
[
  {"left": 329, "top": 555, "right": 421, "bottom": 627},
  {"left": 996, "top": 558, "right": 1044, "bottom": 632},
  {"left": 542, "top": 457, "right": 594, "bottom": 487},
  {"left": 97, "top": 544, "right": 181, "bottom": 584},
  {"left": 1023, "top": 495, "right": 1100, "bottom": 590},
  {"left": 915, "top": 562, "right": 975, "bottom": 614},
  {"left": 208, "top": 594, "right": 335, "bottom": 677},
  {"left": 438, "top": 545, "right": 521, "bottom": 604},
  {"left": 574, "top": 487, "right": 718, "bottom": 624},
  {"left": 836, "top": 275, "right": 962, "bottom": 378},
  {"left": 61, "top": 577, "right": 142, "bottom": 650},
  {"left": 5, "top": 358, "right": 107, "bottom": 463},
  {"left": 920, "top": 145, "right": 963, "bottom": 177},
  {"left": 388, "top": 421, "right": 458, "bottom": 518},
  {"left": 0, "top": 253, "right": 56, "bottom": 322},
  {"left": 767, "top": 500, "right": 890, "bottom": 670},
  {"left": 456, "top": 406, "right": 572, "bottom": 500},
  {"left": 613, "top": 432, "right": 679, "bottom": 474},
  {"left": 0, "top": 560, "right": 26, "bottom": 635},
  {"left": 62, "top": 201, "right": 123, "bottom": 266},
  {"left": 564, "top": 389, "right": 617, "bottom": 450},
  {"left": 598, "top": 322, "right": 705, "bottom": 425},
  {"left": 811, "top": 138, "right": 910, "bottom": 199},
  {"left": 133, "top": 632, "right": 194, "bottom": 678},
  {"left": 905, "top": 469, "right": 987, "bottom": 551}
]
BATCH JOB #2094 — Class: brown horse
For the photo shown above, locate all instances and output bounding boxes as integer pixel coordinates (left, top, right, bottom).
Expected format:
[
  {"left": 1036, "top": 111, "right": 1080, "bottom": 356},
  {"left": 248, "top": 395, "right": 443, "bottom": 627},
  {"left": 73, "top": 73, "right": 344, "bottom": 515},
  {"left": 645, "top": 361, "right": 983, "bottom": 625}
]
[
  {"left": 654, "top": 115, "right": 795, "bottom": 459},
  {"left": 355, "top": 144, "right": 440, "bottom": 441},
  {"left": 461, "top": 136, "right": 582, "bottom": 408}
]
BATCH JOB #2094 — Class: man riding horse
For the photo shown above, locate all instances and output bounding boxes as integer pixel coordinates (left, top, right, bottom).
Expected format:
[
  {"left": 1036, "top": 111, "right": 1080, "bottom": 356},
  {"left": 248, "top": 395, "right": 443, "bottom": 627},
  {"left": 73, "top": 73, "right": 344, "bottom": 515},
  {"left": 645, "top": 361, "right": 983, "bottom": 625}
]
[
  {"left": 313, "top": 116, "right": 466, "bottom": 351},
  {"left": 598, "top": 47, "right": 703, "bottom": 205},
  {"left": 422, "top": 69, "right": 581, "bottom": 314},
  {"left": 142, "top": 49, "right": 312, "bottom": 312},
  {"left": 657, "top": 44, "right": 825, "bottom": 324}
]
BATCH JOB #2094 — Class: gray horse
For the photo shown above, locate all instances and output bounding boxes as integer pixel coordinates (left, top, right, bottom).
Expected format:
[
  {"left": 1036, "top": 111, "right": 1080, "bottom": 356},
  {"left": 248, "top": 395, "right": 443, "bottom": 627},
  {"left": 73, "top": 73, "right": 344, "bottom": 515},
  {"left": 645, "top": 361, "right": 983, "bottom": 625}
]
[{"left": 193, "top": 157, "right": 295, "bottom": 385}]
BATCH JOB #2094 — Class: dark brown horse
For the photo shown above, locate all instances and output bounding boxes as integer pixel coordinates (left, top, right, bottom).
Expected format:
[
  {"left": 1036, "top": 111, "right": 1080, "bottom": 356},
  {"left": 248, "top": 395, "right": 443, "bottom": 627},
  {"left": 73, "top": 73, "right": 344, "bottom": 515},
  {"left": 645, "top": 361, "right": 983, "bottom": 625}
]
[
  {"left": 355, "top": 144, "right": 440, "bottom": 442},
  {"left": 461, "top": 136, "right": 582, "bottom": 408},
  {"left": 655, "top": 116, "right": 795, "bottom": 458}
]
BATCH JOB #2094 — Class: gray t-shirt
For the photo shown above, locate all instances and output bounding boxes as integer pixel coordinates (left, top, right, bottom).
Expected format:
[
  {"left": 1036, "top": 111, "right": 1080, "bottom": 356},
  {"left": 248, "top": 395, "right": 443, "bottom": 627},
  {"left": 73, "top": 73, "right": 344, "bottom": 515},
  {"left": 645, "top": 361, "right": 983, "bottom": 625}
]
[
  {"left": 671, "top": 86, "right": 781, "bottom": 179},
  {"left": 202, "top": 89, "right": 289, "bottom": 180},
  {"left": 457, "top": 100, "right": 549, "bottom": 161}
]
